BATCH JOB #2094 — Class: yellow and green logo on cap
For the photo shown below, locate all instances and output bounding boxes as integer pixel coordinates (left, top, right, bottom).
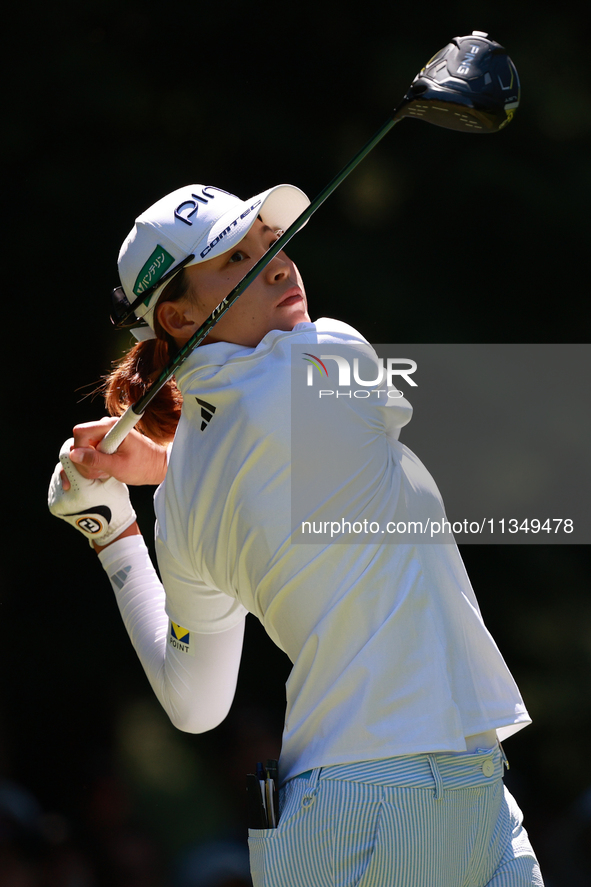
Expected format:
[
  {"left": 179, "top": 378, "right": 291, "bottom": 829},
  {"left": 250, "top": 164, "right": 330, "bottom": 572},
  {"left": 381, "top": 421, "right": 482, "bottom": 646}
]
[{"left": 134, "top": 245, "right": 175, "bottom": 302}]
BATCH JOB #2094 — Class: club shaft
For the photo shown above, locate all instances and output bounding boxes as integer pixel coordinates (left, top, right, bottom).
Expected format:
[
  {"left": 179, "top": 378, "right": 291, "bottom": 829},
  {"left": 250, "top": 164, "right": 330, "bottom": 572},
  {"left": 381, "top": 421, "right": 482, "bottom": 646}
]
[{"left": 101, "top": 111, "right": 404, "bottom": 455}]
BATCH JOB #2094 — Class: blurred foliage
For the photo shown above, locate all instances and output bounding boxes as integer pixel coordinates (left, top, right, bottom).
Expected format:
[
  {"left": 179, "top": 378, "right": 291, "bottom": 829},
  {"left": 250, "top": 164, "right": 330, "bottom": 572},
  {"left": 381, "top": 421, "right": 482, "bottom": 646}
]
[{"left": 3, "top": 1, "right": 590, "bottom": 884}]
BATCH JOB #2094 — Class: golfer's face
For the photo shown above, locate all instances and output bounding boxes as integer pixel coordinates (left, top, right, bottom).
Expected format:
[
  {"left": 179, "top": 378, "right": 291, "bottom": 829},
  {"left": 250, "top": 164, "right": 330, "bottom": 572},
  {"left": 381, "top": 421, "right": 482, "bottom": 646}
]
[{"left": 180, "top": 220, "right": 309, "bottom": 347}]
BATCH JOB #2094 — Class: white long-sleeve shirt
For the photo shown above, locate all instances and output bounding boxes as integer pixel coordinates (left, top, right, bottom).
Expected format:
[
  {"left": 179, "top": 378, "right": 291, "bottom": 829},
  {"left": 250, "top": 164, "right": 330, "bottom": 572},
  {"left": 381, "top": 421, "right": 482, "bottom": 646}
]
[{"left": 100, "top": 319, "right": 530, "bottom": 783}]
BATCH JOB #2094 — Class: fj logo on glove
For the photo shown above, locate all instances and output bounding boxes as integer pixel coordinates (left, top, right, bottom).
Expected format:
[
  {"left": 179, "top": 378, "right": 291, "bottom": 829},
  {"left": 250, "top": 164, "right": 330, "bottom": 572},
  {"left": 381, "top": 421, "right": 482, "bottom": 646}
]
[
  {"left": 196, "top": 397, "right": 216, "bottom": 431},
  {"left": 63, "top": 504, "right": 112, "bottom": 534},
  {"left": 76, "top": 516, "right": 104, "bottom": 534}
]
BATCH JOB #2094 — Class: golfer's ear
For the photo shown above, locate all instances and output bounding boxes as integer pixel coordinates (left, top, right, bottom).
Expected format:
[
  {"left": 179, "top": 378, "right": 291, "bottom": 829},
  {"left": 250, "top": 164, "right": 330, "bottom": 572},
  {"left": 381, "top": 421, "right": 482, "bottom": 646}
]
[{"left": 157, "top": 301, "right": 200, "bottom": 339}]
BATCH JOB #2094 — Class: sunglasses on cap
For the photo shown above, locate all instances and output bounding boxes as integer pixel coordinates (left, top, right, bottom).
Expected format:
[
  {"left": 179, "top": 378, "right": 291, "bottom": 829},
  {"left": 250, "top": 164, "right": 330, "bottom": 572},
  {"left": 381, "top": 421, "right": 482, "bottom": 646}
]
[{"left": 110, "top": 254, "right": 196, "bottom": 329}]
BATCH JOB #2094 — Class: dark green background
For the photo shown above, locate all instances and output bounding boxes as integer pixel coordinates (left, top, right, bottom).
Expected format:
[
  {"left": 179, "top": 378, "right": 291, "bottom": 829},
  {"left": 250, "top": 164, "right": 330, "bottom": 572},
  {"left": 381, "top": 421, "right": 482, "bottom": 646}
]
[{"left": 4, "top": 2, "right": 590, "bottom": 884}]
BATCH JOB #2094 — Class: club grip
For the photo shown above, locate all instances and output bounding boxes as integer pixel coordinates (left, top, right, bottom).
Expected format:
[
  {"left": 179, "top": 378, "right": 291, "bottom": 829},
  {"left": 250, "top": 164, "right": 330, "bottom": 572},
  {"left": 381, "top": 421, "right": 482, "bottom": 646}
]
[{"left": 99, "top": 406, "right": 143, "bottom": 454}]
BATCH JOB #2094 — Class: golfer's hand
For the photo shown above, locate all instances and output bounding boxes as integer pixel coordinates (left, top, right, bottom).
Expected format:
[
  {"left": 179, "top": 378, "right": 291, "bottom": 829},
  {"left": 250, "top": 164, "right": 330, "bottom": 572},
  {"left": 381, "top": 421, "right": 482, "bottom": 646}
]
[
  {"left": 61, "top": 417, "right": 169, "bottom": 489},
  {"left": 49, "top": 437, "right": 139, "bottom": 550}
]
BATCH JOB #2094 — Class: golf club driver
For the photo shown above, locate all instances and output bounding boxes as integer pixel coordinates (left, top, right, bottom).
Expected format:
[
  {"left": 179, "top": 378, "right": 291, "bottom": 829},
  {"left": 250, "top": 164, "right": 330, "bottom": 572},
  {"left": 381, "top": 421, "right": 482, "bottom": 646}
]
[
  {"left": 394, "top": 31, "right": 520, "bottom": 131},
  {"left": 102, "top": 31, "right": 519, "bottom": 454}
]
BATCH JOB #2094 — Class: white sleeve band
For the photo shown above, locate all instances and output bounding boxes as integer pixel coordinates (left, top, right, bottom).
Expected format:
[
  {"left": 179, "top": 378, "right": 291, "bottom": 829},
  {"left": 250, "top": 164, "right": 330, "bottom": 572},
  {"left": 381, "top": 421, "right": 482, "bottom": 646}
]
[{"left": 98, "top": 535, "right": 246, "bottom": 733}]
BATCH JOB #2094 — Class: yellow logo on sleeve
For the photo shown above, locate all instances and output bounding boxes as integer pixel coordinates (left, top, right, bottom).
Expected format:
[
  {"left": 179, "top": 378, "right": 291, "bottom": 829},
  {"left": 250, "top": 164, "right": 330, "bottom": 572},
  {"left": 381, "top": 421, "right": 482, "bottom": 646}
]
[{"left": 169, "top": 622, "right": 194, "bottom": 656}]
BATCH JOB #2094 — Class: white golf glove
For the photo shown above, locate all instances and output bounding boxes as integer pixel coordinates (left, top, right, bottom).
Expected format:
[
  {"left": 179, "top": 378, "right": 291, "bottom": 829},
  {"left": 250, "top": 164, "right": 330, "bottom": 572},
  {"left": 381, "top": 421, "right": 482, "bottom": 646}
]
[{"left": 48, "top": 438, "right": 137, "bottom": 547}]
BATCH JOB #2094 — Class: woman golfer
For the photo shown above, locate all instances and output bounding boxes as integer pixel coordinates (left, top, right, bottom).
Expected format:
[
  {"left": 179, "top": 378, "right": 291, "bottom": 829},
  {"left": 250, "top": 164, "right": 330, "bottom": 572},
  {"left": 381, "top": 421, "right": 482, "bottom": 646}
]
[{"left": 49, "top": 183, "right": 543, "bottom": 886}]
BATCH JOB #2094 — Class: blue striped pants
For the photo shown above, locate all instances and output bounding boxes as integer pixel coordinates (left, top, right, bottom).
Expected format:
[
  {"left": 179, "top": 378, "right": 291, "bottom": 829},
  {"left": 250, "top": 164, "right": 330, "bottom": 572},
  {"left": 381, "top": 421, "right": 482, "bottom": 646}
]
[{"left": 248, "top": 746, "right": 543, "bottom": 886}]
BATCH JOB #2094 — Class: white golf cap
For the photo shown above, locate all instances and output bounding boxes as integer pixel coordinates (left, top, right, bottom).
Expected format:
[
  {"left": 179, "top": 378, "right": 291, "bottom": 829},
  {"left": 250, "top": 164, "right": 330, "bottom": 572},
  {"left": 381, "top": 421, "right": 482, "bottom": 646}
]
[{"left": 117, "top": 183, "right": 310, "bottom": 329}]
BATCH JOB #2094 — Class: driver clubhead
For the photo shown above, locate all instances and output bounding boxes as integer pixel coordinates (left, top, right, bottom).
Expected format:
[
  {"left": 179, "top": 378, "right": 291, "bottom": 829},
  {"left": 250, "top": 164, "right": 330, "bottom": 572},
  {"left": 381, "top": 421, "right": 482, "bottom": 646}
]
[{"left": 395, "top": 31, "right": 520, "bottom": 133}]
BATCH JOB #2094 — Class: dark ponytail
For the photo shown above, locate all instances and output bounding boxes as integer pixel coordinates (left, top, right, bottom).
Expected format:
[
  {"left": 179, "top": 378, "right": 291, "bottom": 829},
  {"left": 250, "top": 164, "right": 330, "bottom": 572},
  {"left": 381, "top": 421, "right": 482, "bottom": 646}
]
[{"left": 103, "top": 271, "right": 190, "bottom": 445}]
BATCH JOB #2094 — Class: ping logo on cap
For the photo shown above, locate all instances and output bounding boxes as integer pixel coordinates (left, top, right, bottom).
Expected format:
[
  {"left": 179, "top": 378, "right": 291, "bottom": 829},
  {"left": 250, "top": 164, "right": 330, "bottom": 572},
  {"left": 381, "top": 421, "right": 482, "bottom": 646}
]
[
  {"left": 174, "top": 186, "right": 218, "bottom": 226},
  {"left": 134, "top": 246, "right": 175, "bottom": 299}
]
